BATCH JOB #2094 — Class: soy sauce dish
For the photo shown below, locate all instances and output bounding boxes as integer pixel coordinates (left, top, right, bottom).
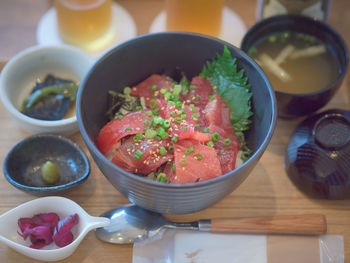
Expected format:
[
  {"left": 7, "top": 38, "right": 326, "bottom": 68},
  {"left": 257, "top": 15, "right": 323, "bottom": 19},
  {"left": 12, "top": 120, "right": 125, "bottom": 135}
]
[
  {"left": 0, "top": 45, "right": 93, "bottom": 135},
  {"left": 241, "top": 15, "right": 349, "bottom": 118},
  {"left": 3, "top": 134, "right": 90, "bottom": 196}
]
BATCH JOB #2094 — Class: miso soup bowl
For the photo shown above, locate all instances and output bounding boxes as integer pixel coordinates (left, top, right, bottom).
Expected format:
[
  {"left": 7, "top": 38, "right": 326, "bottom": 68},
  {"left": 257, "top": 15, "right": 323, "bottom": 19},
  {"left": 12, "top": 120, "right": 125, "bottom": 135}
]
[
  {"left": 77, "top": 32, "right": 277, "bottom": 214},
  {"left": 241, "top": 15, "right": 349, "bottom": 118}
]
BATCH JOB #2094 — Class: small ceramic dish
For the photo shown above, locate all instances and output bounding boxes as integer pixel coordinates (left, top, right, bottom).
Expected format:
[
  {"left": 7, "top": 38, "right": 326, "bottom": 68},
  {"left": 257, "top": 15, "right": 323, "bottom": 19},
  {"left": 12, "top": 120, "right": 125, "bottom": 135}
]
[
  {"left": 0, "top": 45, "right": 93, "bottom": 135},
  {"left": 0, "top": 196, "right": 110, "bottom": 261},
  {"left": 3, "top": 134, "right": 90, "bottom": 196}
]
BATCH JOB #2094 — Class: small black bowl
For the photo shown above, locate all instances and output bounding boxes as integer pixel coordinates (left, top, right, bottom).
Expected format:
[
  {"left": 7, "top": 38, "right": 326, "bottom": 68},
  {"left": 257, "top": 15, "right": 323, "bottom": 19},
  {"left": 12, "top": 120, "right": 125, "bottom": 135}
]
[
  {"left": 241, "top": 15, "right": 349, "bottom": 118},
  {"left": 285, "top": 109, "right": 350, "bottom": 199},
  {"left": 3, "top": 134, "right": 90, "bottom": 196}
]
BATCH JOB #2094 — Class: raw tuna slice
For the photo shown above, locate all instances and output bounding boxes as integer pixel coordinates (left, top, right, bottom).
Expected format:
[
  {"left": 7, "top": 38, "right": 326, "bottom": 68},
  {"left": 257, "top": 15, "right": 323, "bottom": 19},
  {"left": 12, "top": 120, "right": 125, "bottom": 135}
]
[
  {"left": 183, "top": 76, "right": 213, "bottom": 110},
  {"left": 111, "top": 136, "right": 173, "bottom": 175},
  {"left": 203, "top": 94, "right": 240, "bottom": 173},
  {"left": 97, "top": 110, "right": 152, "bottom": 156},
  {"left": 131, "top": 74, "right": 173, "bottom": 105},
  {"left": 171, "top": 140, "right": 222, "bottom": 183},
  {"left": 162, "top": 104, "right": 210, "bottom": 142}
]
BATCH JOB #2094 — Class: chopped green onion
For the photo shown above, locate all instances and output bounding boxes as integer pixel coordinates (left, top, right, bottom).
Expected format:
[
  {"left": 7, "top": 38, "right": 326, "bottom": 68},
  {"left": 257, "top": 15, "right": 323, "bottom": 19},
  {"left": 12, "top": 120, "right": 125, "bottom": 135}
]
[
  {"left": 168, "top": 101, "right": 175, "bottom": 105},
  {"left": 156, "top": 135, "right": 162, "bottom": 140},
  {"left": 181, "top": 114, "right": 186, "bottom": 120},
  {"left": 208, "top": 95, "right": 214, "bottom": 101},
  {"left": 171, "top": 136, "right": 178, "bottom": 143},
  {"left": 185, "top": 146, "right": 194, "bottom": 155},
  {"left": 145, "top": 129, "right": 157, "bottom": 138},
  {"left": 170, "top": 111, "right": 175, "bottom": 116},
  {"left": 157, "top": 127, "right": 169, "bottom": 139},
  {"left": 211, "top": 133, "right": 220, "bottom": 142},
  {"left": 150, "top": 99, "right": 158, "bottom": 109},
  {"left": 189, "top": 104, "right": 196, "bottom": 112},
  {"left": 206, "top": 141, "right": 214, "bottom": 147},
  {"left": 194, "top": 96, "right": 199, "bottom": 101},
  {"left": 143, "top": 120, "right": 149, "bottom": 126},
  {"left": 175, "top": 101, "right": 182, "bottom": 108},
  {"left": 172, "top": 165, "right": 176, "bottom": 171},
  {"left": 195, "top": 124, "right": 200, "bottom": 131},
  {"left": 135, "top": 149, "right": 143, "bottom": 156},
  {"left": 192, "top": 113, "right": 198, "bottom": 120},
  {"left": 134, "top": 154, "right": 141, "bottom": 160},
  {"left": 190, "top": 85, "right": 197, "bottom": 90},
  {"left": 180, "top": 158, "right": 188, "bottom": 165},
  {"left": 181, "top": 107, "right": 186, "bottom": 114},
  {"left": 136, "top": 106, "right": 142, "bottom": 111},
  {"left": 125, "top": 128, "right": 132, "bottom": 131},
  {"left": 151, "top": 84, "right": 157, "bottom": 91},
  {"left": 133, "top": 133, "right": 144, "bottom": 142},
  {"left": 168, "top": 145, "right": 174, "bottom": 152},
  {"left": 146, "top": 110, "right": 153, "bottom": 117},
  {"left": 223, "top": 138, "right": 231, "bottom": 146},
  {"left": 174, "top": 117, "right": 182, "bottom": 124},
  {"left": 117, "top": 115, "right": 123, "bottom": 120},
  {"left": 153, "top": 116, "right": 163, "bottom": 125},
  {"left": 182, "top": 126, "right": 188, "bottom": 131},
  {"left": 159, "top": 146, "right": 167, "bottom": 156},
  {"left": 163, "top": 119, "right": 171, "bottom": 129},
  {"left": 195, "top": 153, "right": 203, "bottom": 160},
  {"left": 203, "top": 127, "right": 210, "bottom": 133},
  {"left": 157, "top": 173, "right": 169, "bottom": 183},
  {"left": 167, "top": 160, "right": 172, "bottom": 165},
  {"left": 153, "top": 108, "right": 161, "bottom": 115}
]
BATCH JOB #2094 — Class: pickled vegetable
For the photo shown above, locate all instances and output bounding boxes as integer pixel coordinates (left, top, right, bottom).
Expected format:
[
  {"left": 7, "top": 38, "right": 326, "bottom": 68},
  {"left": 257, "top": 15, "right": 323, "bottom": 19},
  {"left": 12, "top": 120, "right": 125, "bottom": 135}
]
[
  {"left": 41, "top": 161, "right": 60, "bottom": 184},
  {"left": 21, "top": 74, "right": 78, "bottom": 120}
]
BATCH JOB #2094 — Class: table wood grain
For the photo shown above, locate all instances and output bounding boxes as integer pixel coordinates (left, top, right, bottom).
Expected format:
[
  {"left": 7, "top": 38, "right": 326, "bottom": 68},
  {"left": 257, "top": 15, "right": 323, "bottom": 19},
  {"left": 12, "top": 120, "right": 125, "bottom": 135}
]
[{"left": 0, "top": 1, "right": 350, "bottom": 262}]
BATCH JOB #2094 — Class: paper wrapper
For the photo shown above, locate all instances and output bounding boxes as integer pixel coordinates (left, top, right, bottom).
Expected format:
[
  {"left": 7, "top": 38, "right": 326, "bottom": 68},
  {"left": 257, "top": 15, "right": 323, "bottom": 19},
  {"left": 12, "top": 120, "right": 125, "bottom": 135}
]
[{"left": 133, "top": 230, "right": 344, "bottom": 263}]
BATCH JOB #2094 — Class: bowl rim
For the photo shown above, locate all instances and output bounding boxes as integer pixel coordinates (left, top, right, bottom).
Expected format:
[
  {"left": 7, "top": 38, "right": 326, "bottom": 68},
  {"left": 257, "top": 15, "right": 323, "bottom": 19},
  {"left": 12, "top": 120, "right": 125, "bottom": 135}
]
[
  {"left": 240, "top": 14, "right": 349, "bottom": 98},
  {"left": 0, "top": 45, "right": 93, "bottom": 128},
  {"left": 3, "top": 133, "right": 90, "bottom": 192},
  {"left": 77, "top": 31, "right": 277, "bottom": 188}
]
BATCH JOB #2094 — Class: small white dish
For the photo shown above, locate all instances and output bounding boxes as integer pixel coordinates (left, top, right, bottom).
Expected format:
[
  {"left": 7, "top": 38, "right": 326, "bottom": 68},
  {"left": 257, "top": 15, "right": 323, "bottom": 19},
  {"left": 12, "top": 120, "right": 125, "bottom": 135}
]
[
  {"left": 0, "top": 45, "right": 93, "bottom": 135},
  {"left": 0, "top": 196, "right": 110, "bottom": 261},
  {"left": 149, "top": 7, "right": 247, "bottom": 47},
  {"left": 36, "top": 2, "right": 137, "bottom": 60}
]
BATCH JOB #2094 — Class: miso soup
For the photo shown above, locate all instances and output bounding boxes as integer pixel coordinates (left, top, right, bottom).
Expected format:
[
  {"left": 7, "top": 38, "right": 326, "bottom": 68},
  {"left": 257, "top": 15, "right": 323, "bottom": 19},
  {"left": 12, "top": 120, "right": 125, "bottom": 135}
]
[{"left": 249, "top": 31, "right": 339, "bottom": 94}]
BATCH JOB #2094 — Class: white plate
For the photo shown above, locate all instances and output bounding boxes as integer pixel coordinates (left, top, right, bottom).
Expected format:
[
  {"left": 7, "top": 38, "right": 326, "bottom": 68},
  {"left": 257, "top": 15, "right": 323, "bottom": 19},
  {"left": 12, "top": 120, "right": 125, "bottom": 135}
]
[
  {"left": 36, "top": 3, "right": 137, "bottom": 60},
  {"left": 149, "top": 7, "right": 247, "bottom": 47}
]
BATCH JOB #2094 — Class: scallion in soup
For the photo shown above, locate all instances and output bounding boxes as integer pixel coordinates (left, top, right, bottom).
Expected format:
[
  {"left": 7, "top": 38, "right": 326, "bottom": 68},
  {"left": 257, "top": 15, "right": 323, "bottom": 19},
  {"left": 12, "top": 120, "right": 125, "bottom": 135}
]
[{"left": 248, "top": 31, "right": 339, "bottom": 94}]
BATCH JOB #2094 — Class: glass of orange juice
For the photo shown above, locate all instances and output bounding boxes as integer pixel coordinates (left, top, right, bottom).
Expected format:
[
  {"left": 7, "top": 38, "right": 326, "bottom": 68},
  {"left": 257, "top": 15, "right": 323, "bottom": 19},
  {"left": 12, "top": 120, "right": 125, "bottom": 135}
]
[
  {"left": 54, "top": 0, "right": 113, "bottom": 50},
  {"left": 165, "top": 0, "right": 224, "bottom": 37}
]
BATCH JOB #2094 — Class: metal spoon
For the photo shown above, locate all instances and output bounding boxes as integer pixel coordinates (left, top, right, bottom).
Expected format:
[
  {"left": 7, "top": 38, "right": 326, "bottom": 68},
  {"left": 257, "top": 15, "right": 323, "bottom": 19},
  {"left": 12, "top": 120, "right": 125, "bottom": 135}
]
[{"left": 95, "top": 204, "right": 327, "bottom": 244}]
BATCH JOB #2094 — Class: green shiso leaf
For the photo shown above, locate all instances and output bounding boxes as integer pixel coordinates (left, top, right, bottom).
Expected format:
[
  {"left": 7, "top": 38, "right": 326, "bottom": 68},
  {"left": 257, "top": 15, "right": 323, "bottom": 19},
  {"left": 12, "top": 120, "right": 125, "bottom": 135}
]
[{"left": 200, "top": 46, "right": 253, "bottom": 148}]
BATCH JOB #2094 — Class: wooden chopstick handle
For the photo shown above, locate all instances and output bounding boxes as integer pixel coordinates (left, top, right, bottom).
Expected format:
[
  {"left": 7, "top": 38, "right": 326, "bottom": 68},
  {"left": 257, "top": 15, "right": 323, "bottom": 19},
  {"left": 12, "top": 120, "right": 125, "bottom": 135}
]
[{"left": 209, "top": 214, "right": 326, "bottom": 235}]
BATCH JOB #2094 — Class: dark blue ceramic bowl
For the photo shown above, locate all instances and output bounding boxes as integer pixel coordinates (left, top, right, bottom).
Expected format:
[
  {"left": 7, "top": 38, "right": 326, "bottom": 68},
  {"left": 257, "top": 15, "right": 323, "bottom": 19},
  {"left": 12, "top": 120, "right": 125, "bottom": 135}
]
[
  {"left": 3, "top": 134, "right": 90, "bottom": 196},
  {"left": 241, "top": 15, "right": 349, "bottom": 118},
  {"left": 77, "top": 32, "right": 277, "bottom": 214}
]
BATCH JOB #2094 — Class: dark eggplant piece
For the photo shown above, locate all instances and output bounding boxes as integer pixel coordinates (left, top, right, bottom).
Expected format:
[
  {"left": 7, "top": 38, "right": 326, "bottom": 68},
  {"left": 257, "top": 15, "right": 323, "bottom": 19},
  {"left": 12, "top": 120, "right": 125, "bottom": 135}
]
[{"left": 22, "top": 75, "right": 78, "bottom": 121}]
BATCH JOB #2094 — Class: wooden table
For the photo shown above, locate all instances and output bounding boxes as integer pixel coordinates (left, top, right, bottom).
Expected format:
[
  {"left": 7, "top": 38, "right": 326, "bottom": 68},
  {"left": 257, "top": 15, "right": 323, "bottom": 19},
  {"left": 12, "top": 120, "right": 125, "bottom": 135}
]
[{"left": 0, "top": 1, "right": 350, "bottom": 262}]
